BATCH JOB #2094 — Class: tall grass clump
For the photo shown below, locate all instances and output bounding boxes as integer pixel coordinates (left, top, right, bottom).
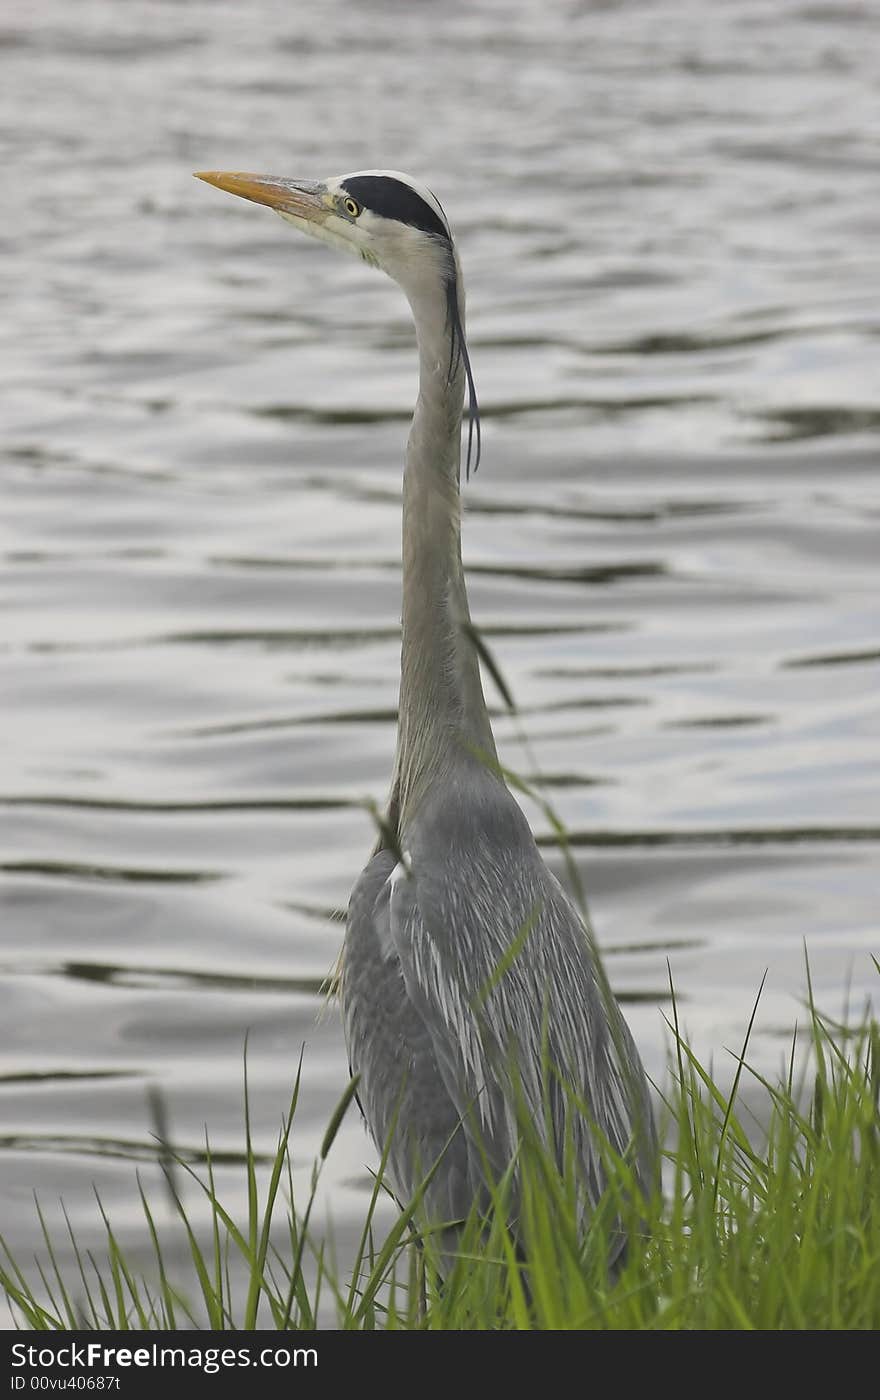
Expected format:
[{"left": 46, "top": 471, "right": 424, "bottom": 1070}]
[{"left": 2, "top": 967, "right": 878, "bottom": 1330}]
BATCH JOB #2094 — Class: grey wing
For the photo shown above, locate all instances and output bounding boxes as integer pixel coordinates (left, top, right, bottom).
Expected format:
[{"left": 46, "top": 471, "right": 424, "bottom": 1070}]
[
  {"left": 341, "top": 849, "right": 492, "bottom": 1228},
  {"left": 384, "top": 842, "right": 657, "bottom": 1216},
  {"left": 382, "top": 856, "right": 510, "bottom": 1174},
  {"left": 343, "top": 834, "right": 656, "bottom": 1239}
]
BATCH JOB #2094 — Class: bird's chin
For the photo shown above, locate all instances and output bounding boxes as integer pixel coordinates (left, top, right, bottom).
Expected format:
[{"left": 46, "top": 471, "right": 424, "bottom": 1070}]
[{"left": 276, "top": 209, "right": 371, "bottom": 263}]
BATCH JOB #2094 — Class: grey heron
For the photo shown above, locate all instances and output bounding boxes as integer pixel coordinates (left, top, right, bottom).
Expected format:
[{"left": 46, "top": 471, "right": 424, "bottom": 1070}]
[{"left": 196, "top": 168, "right": 657, "bottom": 1259}]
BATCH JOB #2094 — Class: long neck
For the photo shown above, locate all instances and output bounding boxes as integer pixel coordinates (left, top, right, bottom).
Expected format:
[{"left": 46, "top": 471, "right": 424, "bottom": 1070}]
[{"left": 390, "top": 273, "right": 496, "bottom": 834}]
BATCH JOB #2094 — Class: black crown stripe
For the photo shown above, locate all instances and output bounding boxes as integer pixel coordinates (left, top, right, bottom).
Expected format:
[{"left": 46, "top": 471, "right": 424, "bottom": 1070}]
[{"left": 342, "top": 176, "right": 449, "bottom": 241}]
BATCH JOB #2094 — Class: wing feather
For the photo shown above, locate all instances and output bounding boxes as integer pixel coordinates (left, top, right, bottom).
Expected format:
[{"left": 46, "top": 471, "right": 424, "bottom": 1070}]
[{"left": 342, "top": 783, "right": 657, "bottom": 1242}]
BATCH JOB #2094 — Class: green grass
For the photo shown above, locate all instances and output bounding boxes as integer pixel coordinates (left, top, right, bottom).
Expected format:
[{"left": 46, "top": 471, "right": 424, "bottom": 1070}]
[{"left": 3, "top": 966, "right": 878, "bottom": 1331}]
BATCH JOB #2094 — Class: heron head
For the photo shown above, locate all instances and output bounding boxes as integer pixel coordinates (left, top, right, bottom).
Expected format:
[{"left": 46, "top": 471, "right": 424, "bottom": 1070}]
[
  {"left": 194, "top": 168, "right": 456, "bottom": 298},
  {"left": 195, "top": 166, "right": 480, "bottom": 474}
]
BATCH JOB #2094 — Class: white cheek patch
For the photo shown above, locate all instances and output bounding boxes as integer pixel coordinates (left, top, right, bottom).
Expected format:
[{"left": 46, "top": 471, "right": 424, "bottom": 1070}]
[{"left": 276, "top": 209, "right": 363, "bottom": 259}]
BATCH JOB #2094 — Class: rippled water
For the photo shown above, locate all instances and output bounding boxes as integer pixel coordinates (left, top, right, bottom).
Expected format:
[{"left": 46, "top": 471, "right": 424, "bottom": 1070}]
[{"left": 2, "top": 0, "right": 878, "bottom": 1300}]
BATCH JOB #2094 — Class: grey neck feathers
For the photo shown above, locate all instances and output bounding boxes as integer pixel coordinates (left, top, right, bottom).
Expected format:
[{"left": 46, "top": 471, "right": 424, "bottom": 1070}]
[{"left": 389, "top": 271, "right": 497, "bottom": 836}]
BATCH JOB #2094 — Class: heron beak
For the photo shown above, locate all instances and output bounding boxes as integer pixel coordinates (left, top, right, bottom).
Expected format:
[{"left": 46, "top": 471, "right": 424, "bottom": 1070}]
[{"left": 194, "top": 171, "right": 330, "bottom": 224}]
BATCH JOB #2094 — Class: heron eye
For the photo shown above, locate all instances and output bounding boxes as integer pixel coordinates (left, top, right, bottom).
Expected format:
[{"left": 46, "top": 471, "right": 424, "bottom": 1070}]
[{"left": 344, "top": 197, "right": 361, "bottom": 219}]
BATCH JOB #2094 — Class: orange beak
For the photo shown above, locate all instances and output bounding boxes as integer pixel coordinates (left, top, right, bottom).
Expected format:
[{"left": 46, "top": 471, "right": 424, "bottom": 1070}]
[{"left": 194, "top": 171, "right": 329, "bottom": 223}]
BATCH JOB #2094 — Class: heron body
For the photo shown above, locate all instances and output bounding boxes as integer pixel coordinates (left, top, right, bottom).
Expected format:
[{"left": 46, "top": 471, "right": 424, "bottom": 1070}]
[{"left": 197, "top": 168, "right": 657, "bottom": 1249}]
